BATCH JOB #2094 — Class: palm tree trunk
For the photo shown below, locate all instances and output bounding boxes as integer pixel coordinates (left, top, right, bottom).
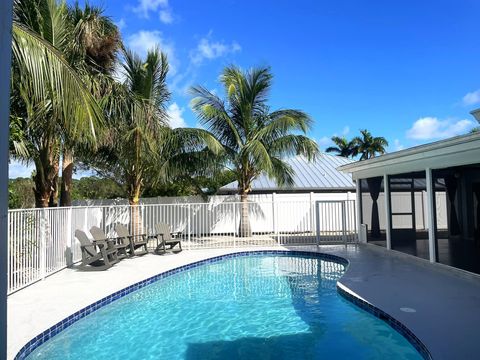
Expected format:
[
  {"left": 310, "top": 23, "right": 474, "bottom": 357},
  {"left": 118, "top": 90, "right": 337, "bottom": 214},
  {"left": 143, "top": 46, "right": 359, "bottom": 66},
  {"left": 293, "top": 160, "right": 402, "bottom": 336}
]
[
  {"left": 60, "top": 149, "right": 73, "bottom": 206},
  {"left": 33, "top": 182, "right": 50, "bottom": 208},
  {"left": 238, "top": 192, "right": 252, "bottom": 237},
  {"left": 129, "top": 183, "right": 143, "bottom": 236},
  {"left": 33, "top": 147, "right": 58, "bottom": 208},
  {"left": 48, "top": 157, "right": 59, "bottom": 207}
]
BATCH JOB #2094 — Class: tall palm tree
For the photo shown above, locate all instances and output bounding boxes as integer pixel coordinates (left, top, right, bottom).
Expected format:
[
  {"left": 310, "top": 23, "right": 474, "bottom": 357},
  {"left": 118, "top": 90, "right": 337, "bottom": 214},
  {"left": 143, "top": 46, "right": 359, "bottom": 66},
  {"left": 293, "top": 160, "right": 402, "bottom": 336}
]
[
  {"left": 10, "top": 0, "right": 104, "bottom": 207},
  {"left": 353, "top": 129, "right": 388, "bottom": 160},
  {"left": 190, "top": 66, "right": 319, "bottom": 236},
  {"left": 59, "top": 2, "right": 121, "bottom": 206},
  {"left": 325, "top": 136, "right": 358, "bottom": 158},
  {"left": 88, "top": 48, "right": 221, "bottom": 212}
]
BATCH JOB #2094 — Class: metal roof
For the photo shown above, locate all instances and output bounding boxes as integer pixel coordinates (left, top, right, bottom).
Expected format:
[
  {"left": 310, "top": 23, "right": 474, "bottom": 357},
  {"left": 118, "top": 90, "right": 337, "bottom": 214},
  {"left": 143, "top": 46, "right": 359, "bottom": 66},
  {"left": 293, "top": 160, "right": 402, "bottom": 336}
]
[{"left": 219, "top": 153, "right": 355, "bottom": 193}]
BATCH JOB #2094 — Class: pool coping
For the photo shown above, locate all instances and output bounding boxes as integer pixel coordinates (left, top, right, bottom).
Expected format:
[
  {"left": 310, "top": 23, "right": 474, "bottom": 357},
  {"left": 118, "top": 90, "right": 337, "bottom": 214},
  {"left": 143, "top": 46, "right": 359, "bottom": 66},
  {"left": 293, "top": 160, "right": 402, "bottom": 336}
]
[{"left": 14, "top": 250, "right": 432, "bottom": 360}]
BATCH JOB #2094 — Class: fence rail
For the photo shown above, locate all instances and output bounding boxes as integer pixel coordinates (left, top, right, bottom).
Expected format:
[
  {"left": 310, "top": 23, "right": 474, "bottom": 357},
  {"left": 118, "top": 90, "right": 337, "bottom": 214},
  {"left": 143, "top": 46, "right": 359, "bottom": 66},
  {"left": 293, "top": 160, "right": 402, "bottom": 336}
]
[{"left": 7, "top": 200, "right": 357, "bottom": 294}]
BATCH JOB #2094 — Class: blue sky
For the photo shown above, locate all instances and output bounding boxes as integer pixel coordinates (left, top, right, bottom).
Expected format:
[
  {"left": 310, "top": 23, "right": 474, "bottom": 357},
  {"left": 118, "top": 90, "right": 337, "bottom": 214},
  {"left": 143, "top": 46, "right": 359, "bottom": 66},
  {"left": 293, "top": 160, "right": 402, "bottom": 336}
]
[{"left": 9, "top": 0, "right": 480, "bottom": 178}]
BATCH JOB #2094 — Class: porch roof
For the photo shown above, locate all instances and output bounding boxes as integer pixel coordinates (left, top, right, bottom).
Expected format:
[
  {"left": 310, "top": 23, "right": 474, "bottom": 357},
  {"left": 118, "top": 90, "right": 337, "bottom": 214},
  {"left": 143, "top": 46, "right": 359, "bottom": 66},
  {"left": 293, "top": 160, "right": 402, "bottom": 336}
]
[{"left": 337, "top": 132, "right": 480, "bottom": 180}]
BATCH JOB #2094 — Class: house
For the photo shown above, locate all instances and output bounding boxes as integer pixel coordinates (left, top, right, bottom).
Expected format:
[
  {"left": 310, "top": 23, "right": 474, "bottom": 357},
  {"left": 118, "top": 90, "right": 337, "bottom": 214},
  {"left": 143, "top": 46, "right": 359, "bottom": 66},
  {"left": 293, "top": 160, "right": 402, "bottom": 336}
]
[
  {"left": 339, "top": 111, "right": 480, "bottom": 275},
  {"left": 218, "top": 153, "right": 355, "bottom": 201}
]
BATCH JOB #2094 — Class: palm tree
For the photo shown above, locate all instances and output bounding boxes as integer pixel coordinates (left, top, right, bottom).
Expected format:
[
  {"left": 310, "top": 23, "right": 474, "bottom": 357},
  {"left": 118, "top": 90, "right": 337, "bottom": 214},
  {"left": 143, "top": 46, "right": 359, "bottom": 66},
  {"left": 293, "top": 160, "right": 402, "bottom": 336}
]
[
  {"left": 190, "top": 66, "right": 319, "bottom": 236},
  {"left": 353, "top": 129, "right": 388, "bottom": 160},
  {"left": 59, "top": 2, "right": 121, "bottom": 206},
  {"left": 87, "top": 48, "right": 221, "bottom": 232},
  {"left": 10, "top": 0, "right": 104, "bottom": 207},
  {"left": 325, "top": 136, "right": 358, "bottom": 158},
  {"left": 117, "top": 48, "right": 221, "bottom": 204}
]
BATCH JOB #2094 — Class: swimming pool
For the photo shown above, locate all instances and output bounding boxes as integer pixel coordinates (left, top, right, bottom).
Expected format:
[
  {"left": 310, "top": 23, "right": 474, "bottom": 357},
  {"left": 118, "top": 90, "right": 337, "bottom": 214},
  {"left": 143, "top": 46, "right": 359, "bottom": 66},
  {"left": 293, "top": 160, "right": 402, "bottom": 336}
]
[{"left": 25, "top": 253, "right": 424, "bottom": 359}]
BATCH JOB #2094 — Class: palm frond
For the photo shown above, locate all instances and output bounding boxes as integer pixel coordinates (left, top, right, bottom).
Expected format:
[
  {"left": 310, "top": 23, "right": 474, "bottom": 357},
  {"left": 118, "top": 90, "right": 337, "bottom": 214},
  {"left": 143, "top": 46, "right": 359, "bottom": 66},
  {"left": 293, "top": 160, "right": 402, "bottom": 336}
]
[
  {"left": 12, "top": 23, "right": 104, "bottom": 144},
  {"left": 190, "top": 85, "right": 243, "bottom": 148},
  {"left": 269, "top": 157, "right": 295, "bottom": 187},
  {"left": 255, "top": 110, "right": 312, "bottom": 141},
  {"left": 270, "top": 135, "right": 319, "bottom": 161}
]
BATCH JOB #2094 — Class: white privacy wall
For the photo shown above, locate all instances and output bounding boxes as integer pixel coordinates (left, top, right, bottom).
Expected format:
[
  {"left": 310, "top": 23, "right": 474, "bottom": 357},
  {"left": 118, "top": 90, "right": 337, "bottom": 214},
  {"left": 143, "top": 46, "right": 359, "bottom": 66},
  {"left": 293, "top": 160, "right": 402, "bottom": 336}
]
[
  {"left": 73, "top": 192, "right": 356, "bottom": 206},
  {"left": 72, "top": 192, "right": 356, "bottom": 235}
]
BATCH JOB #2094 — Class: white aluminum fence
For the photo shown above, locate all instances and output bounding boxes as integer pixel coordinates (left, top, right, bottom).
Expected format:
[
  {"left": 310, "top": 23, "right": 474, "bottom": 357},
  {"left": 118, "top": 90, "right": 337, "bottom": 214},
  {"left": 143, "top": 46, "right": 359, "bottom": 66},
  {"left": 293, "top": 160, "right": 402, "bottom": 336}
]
[{"left": 7, "top": 200, "right": 357, "bottom": 294}]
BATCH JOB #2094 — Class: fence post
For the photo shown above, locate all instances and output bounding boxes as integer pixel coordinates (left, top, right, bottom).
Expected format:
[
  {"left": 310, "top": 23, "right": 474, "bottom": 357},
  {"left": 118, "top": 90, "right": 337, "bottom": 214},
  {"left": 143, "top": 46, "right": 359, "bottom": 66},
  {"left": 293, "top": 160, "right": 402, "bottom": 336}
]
[
  {"left": 187, "top": 203, "right": 191, "bottom": 250},
  {"left": 39, "top": 209, "right": 47, "bottom": 280},
  {"left": 272, "top": 193, "right": 278, "bottom": 244},
  {"left": 342, "top": 201, "right": 347, "bottom": 245},
  {"left": 233, "top": 202, "right": 236, "bottom": 248},
  {"left": 310, "top": 192, "right": 315, "bottom": 237},
  {"left": 66, "top": 207, "right": 73, "bottom": 267},
  {"left": 315, "top": 201, "right": 320, "bottom": 246}
]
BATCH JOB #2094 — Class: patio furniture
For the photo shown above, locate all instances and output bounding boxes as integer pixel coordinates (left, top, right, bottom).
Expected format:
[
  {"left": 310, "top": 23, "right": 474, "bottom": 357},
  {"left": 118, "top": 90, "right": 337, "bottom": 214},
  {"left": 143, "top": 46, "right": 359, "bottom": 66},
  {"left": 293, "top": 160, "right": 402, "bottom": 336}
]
[
  {"left": 75, "top": 230, "right": 119, "bottom": 270},
  {"left": 90, "top": 226, "right": 129, "bottom": 260},
  {"left": 154, "top": 223, "right": 182, "bottom": 255},
  {"left": 114, "top": 224, "right": 148, "bottom": 256}
]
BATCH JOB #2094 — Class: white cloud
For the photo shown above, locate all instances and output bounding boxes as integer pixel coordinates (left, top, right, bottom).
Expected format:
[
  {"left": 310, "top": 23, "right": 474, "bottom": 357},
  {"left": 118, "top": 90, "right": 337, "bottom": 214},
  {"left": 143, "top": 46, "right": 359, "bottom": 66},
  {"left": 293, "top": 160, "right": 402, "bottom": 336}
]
[
  {"left": 9, "top": 160, "right": 34, "bottom": 179},
  {"left": 190, "top": 37, "right": 241, "bottom": 65},
  {"left": 315, "top": 125, "right": 352, "bottom": 151},
  {"left": 169, "top": 36, "right": 240, "bottom": 96},
  {"left": 159, "top": 9, "right": 173, "bottom": 24},
  {"left": 393, "top": 139, "right": 404, "bottom": 151},
  {"left": 132, "top": 0, "right": 174, "bottom": 24},
  {"left": 116, "top": 18, "right": 126, "bottom": 30},
  {"left": 406, "top": 117, "right": 475, "bottom": 140},
  {"left": 133, "top": 0, "right": 168, "bottom": 17},
  {"left": 317, "top": 136, "right": 333, "bottom": 149},
  {"left": 126, "top": 30, "right": 178, "bottom": 75},
  {"left": 166, "top": 102, "right": 187, "bottom": 128},
  {"left": 462, "top": 89, "right": 480, "bottom": 106}
]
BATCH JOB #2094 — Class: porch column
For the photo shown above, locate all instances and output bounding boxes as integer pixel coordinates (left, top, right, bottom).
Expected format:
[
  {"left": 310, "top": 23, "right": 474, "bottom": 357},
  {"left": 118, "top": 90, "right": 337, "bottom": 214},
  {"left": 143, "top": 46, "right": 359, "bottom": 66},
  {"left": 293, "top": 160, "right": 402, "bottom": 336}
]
[
  {"left": 383, "top": 174, "right": 392, "bottom": 249},
  {"left": 426, "top": 168, "right": 437, "bottom": 263},
  {"left": 0, "top": 1, "right": 13, "bottom": 359},
  {"left": 355, "top": 180, "right": 364, "bottom": 242}
]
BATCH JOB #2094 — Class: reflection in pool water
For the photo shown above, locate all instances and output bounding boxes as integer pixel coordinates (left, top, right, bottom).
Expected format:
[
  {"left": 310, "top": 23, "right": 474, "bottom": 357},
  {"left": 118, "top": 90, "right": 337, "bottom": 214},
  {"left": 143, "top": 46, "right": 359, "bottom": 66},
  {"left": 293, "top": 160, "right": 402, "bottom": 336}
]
[{"left": 27, "top": 255, "right": 423, "bottom": 359}]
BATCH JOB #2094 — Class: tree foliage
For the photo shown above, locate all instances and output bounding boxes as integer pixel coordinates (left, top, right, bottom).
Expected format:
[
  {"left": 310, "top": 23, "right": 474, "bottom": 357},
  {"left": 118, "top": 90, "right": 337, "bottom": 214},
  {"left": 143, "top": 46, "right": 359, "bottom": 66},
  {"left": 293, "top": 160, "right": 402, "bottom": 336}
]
[
  {"left": 190, "top": 66, "right": 319, "bottom": 235},
  {"left": 324, "top": 130, "right": 388, "bottom": 160},
  {"left": 84, "top": 48, "right": 222, "bottom": 205},
  {"left": 10, "top": 0, "right": 105, "bottom": 207},
  {"left": 325, "top": 136, "right": 358, "bottom": 158},
  {"left": 353, "top": 129, "right": 389, "bottom": 160}
]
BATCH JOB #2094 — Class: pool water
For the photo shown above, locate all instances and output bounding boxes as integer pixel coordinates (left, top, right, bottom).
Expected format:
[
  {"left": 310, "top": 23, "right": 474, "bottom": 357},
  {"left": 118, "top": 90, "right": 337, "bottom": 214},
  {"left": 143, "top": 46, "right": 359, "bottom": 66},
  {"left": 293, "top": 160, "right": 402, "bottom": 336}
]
[{"left": 27, "top": 255, "right": 423, "bottom": 359}]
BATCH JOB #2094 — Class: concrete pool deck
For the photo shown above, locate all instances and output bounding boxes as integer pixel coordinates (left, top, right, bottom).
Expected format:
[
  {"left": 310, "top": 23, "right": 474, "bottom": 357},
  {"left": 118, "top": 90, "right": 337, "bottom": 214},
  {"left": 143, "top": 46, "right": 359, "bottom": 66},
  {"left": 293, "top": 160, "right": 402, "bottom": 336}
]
[{"left": 8, "top": 244, "right": 480, "bottom": 359}]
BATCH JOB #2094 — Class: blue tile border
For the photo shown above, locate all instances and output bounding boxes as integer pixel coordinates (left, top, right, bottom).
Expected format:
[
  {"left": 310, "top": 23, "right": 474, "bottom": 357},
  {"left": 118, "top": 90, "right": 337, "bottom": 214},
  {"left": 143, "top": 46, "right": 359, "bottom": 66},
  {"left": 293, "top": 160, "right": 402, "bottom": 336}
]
[{"left": 14, "top": 250, "right": 431, "bottom": 360}]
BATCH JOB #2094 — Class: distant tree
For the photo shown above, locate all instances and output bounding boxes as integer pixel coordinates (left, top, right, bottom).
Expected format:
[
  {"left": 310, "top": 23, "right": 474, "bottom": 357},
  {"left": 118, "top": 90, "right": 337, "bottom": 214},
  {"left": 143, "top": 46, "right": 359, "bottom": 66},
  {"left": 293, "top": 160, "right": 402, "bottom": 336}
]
[
  {"left": 191, "top": 66, "right": 319, "bottom": 236},
  {"left": 71, "top": 177, "right": 124, "bottom": 200},
  {"left": 142, "top": 170, "right": 237, "bottom": 197},
  {"left": 353, "top": 129, "right": 388, "bottom": 160},
  {"left": 8, "top": 178, "right": 36, "bottom": 209},
  {"left": 325, "top": 136, "right": 358, "bottom": 158},
  {"left": 470, "top": 127, "right": 480, "bottom": 134}
]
